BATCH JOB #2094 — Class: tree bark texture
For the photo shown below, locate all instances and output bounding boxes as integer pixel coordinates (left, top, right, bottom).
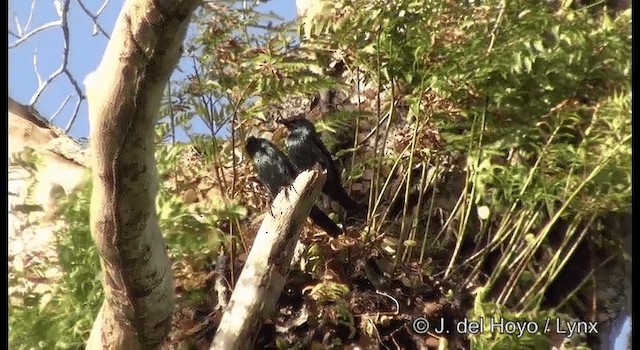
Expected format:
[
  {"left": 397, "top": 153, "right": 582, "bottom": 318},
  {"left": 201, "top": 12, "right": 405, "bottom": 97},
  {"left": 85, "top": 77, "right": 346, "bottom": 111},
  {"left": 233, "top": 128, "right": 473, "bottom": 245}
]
[
  {"left": 84, "top": 0, "right": 201, "bottom": 348},
  {"left": 210, "top": 167, "right": 327, "bottom": 350}
]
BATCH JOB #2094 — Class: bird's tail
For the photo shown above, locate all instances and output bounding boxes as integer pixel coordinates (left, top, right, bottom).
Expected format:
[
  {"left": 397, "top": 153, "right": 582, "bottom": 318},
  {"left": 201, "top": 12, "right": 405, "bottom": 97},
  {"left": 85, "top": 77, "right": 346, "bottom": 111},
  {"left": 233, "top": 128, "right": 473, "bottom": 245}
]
[
  {"left": 309, "top": 206, "right": 342, "bottom": 237},
  {"left": 328, "top": 185, "right": 362, "bottom": 218}
]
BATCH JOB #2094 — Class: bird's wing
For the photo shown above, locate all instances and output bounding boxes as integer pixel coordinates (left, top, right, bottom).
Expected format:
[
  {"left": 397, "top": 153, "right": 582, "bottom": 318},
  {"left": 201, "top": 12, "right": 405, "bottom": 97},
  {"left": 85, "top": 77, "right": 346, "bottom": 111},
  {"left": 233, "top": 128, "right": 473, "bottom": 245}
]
[
  {"left": 282, "top": 157, "right": 299, "bottom": 180},
  {"left": 270, "top": 146, "right": 299, "bottom": 182},
  {"left": 311, "top": 132, "right": 342, "bottom": 182}
]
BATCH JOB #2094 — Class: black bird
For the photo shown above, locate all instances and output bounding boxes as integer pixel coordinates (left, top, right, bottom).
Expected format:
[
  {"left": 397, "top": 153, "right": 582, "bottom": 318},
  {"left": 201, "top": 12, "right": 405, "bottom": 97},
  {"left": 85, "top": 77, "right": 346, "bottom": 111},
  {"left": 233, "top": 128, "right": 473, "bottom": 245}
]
[
  {"left": 276, "top": 117, "right": 361, "bottom": 218},
  {"left": 245, "top": 136, "right": 343, "bottom": 237}
]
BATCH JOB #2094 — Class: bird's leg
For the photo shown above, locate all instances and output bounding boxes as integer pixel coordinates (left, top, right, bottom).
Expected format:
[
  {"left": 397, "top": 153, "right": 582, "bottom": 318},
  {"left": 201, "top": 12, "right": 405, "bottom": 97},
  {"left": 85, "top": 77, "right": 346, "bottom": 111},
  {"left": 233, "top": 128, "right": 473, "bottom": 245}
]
[
  {"left": 282, "top": 184, "right": 299, "bottom": 200},
  {"left": 267, "top": 199, "right": 277, "bottom": 218},
  {"left": 282, "top": 186, "right": 291, "bottom": 201}
]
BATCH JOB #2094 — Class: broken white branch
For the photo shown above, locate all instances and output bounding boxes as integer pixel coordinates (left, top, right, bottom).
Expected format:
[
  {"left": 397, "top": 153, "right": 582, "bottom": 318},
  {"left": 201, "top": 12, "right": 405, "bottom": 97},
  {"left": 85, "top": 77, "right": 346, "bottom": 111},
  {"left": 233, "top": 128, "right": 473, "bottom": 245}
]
[{"left": 210, "top": 166, "right": 327, "bottom": 350}]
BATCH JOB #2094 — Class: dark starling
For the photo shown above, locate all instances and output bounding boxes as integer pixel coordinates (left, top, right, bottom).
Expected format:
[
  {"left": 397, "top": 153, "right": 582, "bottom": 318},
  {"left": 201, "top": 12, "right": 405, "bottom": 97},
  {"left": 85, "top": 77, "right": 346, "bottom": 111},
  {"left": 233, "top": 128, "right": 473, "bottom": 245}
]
[
  {"left": 244, "top": 136, "right": 343, "bottom": 237},
  {"left": 276, "top": 117, "right": 361, "bottom": 218}
]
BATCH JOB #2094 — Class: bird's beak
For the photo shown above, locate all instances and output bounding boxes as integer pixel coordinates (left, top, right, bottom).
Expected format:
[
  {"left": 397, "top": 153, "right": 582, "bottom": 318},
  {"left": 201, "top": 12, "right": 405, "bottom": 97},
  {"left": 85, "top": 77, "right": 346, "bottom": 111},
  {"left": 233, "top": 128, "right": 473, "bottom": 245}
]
[{"left": 275, "top": 117, "right": 288, "bottom": 126}]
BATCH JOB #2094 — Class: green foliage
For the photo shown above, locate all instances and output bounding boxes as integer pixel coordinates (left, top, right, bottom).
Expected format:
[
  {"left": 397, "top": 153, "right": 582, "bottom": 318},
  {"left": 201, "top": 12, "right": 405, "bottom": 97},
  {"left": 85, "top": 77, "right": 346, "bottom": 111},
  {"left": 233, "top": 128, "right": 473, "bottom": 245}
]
[
  {"left": 319, "top": 110, "right": 371, "bottom": 157},
  {"left": 155, "top": 142, "right": 247, "bottom": 261},
  {"left": 298, "top": 0, "right": 630, "bottom": 335},
  {"left": 468, "top": 293, "right": 590, "bottom": 349},
  {"left": 10, "top": 147, "right": 44, "bottom": 212},
  {"left": 8, "top": 141, "right": 250, "bottom": 349},
  {"left": 10, "top": 179, "right": 102, "bottom": 350},
  {"left": 160, "top": 0, "right": 341, "bottom": 142}
]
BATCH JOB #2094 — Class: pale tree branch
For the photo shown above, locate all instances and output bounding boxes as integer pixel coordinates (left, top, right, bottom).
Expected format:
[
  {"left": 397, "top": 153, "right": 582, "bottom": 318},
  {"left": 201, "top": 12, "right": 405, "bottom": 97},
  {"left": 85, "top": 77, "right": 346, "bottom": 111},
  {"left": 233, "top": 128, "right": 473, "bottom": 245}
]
[
  {"left": 11, "top": 14, "right": 22, "bottom": 36},
  {"left": 9, "top": 0, "right": 32, "bottom": 37},
  {"left": 20, "top": 0, "right": 86, "bottom": 132},
  {"left": 49, "top": 94, "right": 73, "bottom": 122},
  {"left": 211, "top": 166, "right": 327, "bottom": 349},
  {"left": 25, "top": 0, "right": 37, "bottom": 32},
  {"left": 84, "top": 0, "right": 201, "bottom": 348},
  {"left": 9, "top": 0, "right": 113, "bottom": 133},
  {"left": 8, "top": 20, "right": 62, "bottom": 49},
  {"left": 76, "top": 0, "right": 112, "bottom": 38},
  {"left": 95, "top": 0, "right": 110, "bottom": 16},
  {"left": 30, "top": 67, "right": 64, "bottom": 107},
  {"left": 32, "top": 49, "right": 43, "bottom": 86},
  {"left": 65, "top": 97, "right": 83, "bottom": 132}
]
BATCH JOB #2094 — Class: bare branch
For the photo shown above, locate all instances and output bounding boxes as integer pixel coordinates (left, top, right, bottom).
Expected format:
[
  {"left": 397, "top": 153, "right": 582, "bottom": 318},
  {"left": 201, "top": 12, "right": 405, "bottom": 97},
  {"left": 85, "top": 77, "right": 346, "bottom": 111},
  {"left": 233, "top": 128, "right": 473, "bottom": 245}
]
[
  {"left": 486, "top": 0, "right": 506, "bottom": 54},
  {"left": 9, "top": 21, "right": 62, "bottom": 49},
  {"left": 49, "top": 95, "right": 73, "bottom": 122},
  {"left": 12, "top": 12, "right": 22, "bottom": 36},
  {"left": 11, "top": 0, "right": 113, "bottom": 133},
  {"left": 59, "top": 0, "right": 71, "bottom": 68},
  {"left": 25, "top": 0, "right": 86, "bottom": 131},
  {"left": 25, "top": 0, "right": 37, "bottom": 31},
  {"left": 32, "top": 49, "right": 43, "bottom": 86},
  {"left": 64, "top": 97, "right": 83, "bottom": 133},
  {"left": 30, "top": 67, "right": 64, "bottom": 106},
  {"left": 95, "top": 0, "right": 110, "bottom": 16},
  {"left": 28, "top": 69, "right": 61, "bottom": 107},
  {"left": 76, "top": 0, "right": 111, "bottom": 39}
]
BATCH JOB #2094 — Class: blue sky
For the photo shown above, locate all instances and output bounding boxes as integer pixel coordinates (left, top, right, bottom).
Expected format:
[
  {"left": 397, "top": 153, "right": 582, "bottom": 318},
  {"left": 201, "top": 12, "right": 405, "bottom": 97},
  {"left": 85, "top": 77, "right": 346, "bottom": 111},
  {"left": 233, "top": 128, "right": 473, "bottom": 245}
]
[{"left": 8, "top": 0, "right": 298, "bottom": 138}]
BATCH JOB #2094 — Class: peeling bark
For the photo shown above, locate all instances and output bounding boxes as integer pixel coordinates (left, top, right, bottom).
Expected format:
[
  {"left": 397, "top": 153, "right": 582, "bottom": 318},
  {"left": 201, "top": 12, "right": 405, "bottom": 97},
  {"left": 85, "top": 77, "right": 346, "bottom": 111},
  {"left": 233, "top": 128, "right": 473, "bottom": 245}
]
[
  {"left": 210, "top": 167, "right": 327, "bottom": 349},
  {"left": 84, "top": 0, "right": 201, "bottom": 348}
]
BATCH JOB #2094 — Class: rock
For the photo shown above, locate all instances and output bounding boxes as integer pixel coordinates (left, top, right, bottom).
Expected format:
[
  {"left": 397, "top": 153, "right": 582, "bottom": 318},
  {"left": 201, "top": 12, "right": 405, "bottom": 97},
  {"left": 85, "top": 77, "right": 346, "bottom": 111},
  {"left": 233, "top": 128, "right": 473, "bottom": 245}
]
[
  {"left": 8, "top": 97, "right": 88, "bottom": 292},
  {"left": 183, "top": 188, "right": 198, "bottom": 204}
]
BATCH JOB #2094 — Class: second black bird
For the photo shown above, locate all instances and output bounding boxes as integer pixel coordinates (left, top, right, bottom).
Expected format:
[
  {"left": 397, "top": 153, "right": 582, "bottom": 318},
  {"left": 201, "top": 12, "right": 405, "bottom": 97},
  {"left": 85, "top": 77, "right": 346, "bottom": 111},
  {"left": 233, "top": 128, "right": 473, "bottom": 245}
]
[
  {"left": 245, "top": 136, "right": 343, "bottom": 238},
  {"left": 277, "top": 117, "right": 361, "bottom": 218}
]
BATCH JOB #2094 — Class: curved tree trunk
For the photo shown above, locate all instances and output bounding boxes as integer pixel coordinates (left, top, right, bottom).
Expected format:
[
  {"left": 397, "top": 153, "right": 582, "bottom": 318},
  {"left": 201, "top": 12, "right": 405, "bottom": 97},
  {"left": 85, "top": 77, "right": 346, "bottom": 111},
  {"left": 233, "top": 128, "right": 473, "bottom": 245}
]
[{"left": 84, "top": 0, "right": 201, "bottom": 348}]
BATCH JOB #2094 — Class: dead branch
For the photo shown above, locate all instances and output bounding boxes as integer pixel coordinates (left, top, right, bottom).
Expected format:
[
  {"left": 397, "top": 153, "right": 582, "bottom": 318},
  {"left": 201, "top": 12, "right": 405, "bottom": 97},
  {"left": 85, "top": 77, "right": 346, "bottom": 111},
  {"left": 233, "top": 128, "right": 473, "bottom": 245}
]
[
  {"left": 210, "top": 166, "right": 327, "bottom": 350},
  {"left": 28, "top": 0, "right": 87, "bottom": 132},
  {"left": 84, "top": 0, "right": 201, "bottom": 348},
  {"left": 9, "top": 0, "right": 113, "bottom": 133},
  {"left": 76, "top": 0, "right": 112, "bottom": 38},
  {"left": 8, "top": 21, "right": 61, "bottom": 48}
]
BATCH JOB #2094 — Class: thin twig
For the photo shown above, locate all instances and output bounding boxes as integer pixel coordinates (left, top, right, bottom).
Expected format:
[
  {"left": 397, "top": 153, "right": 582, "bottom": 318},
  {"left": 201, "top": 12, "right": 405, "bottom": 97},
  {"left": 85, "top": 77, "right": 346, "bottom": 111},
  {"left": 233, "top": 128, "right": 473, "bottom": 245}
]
[
  {"left": 12, "top": 0, "right": 113, "bottom": 133},
  {"left": 189, "top": 55, "right": 228, "bottom": 189},
  {"left": 11, "top": 13, "right": 22, "bottom": 36},
  {"left": 25, "top": 0, "right": 37, "bottom": 31},
  {"left": 64, "top": 98, "right": 83, "bottom": 132},
  {"left": 167, "top": 82, "right": 176, "bottom": 145},
  {"left": 30, "top": 67, "right": 64, "bottom": 105},
  {"left": 28, "top": 0, "right": 85, "bottom": 132},
  {"left": 9, "top": 21, "right": 62, "bottom": 49},
  {"left": 191, "top": 56, "right": 216, "bottom": 132},
  {"left": 32, "top": 49, "right": 43, "bottom": 86},
  {"left": 95, "top": 0, "right": 110, "bottom": 16},
  {"left": 486, "top": 0, "right": 506, "bottom": 55},
  {"left": 76, "top": 0, "right": 111, "bottom": 38},
  {"left": 49, "top": 94, "right": 72, "bottom": 122}
]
